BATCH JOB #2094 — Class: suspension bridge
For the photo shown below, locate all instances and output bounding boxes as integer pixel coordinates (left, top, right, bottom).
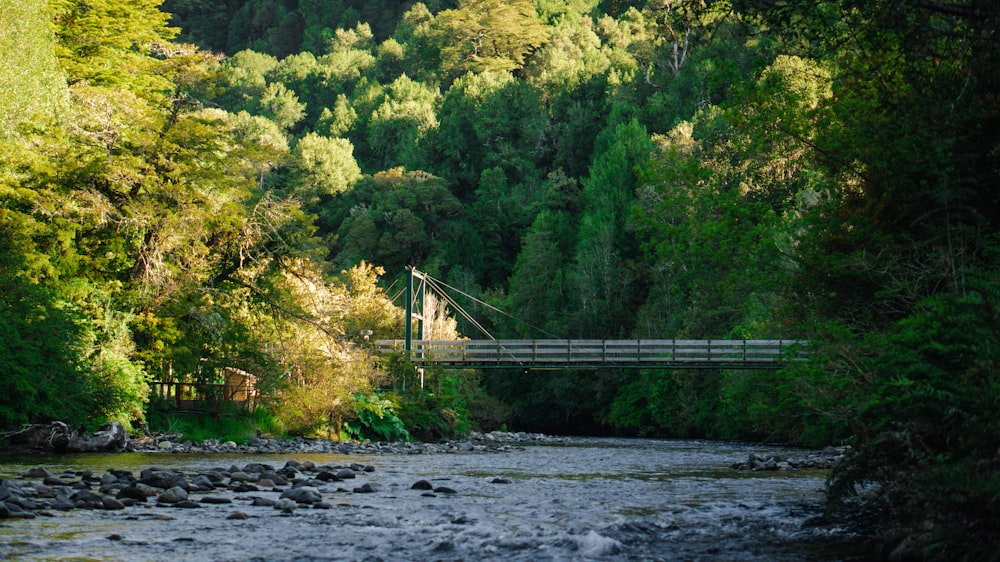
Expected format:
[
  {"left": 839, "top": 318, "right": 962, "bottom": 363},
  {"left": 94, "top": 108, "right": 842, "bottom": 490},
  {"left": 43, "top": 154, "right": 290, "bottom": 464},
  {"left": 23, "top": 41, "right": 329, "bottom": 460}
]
[{"left": 372, "top": 268, "right": 807, "bottom": 370}]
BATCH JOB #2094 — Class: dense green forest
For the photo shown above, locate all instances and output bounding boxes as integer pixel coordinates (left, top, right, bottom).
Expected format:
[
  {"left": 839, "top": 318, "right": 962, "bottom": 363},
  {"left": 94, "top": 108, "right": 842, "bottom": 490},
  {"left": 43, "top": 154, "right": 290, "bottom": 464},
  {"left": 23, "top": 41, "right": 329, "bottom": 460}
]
[{"left": 2, "top": 0, "right": 998, "bottom": 557}]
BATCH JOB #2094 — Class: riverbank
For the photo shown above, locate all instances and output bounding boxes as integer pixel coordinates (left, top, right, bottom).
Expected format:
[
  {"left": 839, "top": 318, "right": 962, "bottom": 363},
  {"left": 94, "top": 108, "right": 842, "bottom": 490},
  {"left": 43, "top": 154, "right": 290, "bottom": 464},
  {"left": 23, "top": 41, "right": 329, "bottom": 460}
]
[{"left": 124, "top": 430, "right": 559, "bottom": 455}]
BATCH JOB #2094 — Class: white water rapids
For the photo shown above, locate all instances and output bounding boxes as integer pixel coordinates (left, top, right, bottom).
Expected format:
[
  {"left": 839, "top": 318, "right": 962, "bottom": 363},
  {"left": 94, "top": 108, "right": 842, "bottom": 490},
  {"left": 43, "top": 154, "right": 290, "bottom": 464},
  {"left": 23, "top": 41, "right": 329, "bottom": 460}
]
[{"left": 0, "top": 437, "right": 868, "bottom": 561}]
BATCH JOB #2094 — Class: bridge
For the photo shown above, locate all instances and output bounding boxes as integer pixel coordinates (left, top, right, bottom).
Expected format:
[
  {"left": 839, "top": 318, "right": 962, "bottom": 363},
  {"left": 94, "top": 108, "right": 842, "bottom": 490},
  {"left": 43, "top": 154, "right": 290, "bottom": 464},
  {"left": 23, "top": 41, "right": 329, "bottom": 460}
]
[
  {"left": 373, "top": 268, "right": 807, "bottom": 371},
  {"left": 373, "top": 338, "right": 807, "bottom": 370}
]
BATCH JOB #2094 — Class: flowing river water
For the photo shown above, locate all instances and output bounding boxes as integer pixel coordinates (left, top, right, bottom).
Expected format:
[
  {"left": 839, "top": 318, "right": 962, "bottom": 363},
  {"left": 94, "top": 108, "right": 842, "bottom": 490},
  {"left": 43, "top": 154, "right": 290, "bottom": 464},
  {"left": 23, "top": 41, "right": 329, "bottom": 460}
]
[{"left": 0, "top": 437, "right": 871, "bottom": 561}]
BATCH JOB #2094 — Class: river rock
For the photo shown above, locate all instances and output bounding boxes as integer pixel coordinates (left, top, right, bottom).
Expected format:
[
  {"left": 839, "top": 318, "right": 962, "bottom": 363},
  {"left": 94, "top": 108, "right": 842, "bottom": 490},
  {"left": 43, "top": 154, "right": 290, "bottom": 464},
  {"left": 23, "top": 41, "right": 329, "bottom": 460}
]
[
  {"left": 280, "top": 486, "right": 322, "bottom": 504},
  {"left": 102, "top": 496, "right": 126, "bottom": 510},
  {"left": 352, "top": 483, "right": 376, "bottom": 494},
  {"left": 226, "top": 511, "right": 249, "bottom": 520},
  {"left": 173, "top": 500, "right": 202, "bottom": 509},
  {"left": 117, "top": 486, "right": 148, "bottom": 502},
  {"left": 158, "top": 486, "right": 188, "bottom": 503},
  {"left": 251, "top": 496, "right": 277, "bottom": 507},
  {"left": 24, "top": 467, "right": 54, "bottom": 478},
  {"left": 52, "top": 496, "right": 76, "bottom": 511},
  {"left": 434, "top": 486, "right": 457, "bottom": 494},
  {"left": 200, "top": 496, "right": 232, "bottom": 504},
  {"left": 335, "top": 468, "right": 356, "bottom": 479},
  {"left": 191, "top": 475, "right": 216, "bottom": 490},
  {"left": 274, "top": 498, "right": 297, "bottom": 512},
  {"left": 140, "top": 469, "right": 184, "bottom": 490},
  {"left": 411, "top": 480, "right": 434, "bottom": 490},
  {"left": 229, "top": 471, "right": 253, "bottom": 482},
  {"left": 315, "top": 470, "right": 340, "bottom": 482},
  {"left": 242, "top": 463, "right": 273, "bottom": 474}
]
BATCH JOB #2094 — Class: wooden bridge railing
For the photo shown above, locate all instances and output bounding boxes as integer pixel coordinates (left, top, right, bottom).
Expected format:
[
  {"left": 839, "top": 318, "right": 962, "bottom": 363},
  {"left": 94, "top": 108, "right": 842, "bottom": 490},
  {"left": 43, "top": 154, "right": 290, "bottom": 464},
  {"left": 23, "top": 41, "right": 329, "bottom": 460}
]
[
  {"left": 149, "top": 381, "right": 258, "bottom": 411},
  {"left": 373, "top": 339, "right": 808, "bottom": 369}
]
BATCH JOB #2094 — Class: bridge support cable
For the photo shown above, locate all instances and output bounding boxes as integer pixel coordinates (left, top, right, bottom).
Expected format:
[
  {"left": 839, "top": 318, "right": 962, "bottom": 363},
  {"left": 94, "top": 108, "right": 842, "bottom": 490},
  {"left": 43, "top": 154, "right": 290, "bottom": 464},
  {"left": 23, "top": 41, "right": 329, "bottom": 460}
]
[
  {"left": 404, "top": 268, "right": 557, "bottom": 366},
  {"left": 389, "top": 269, "right": 810, "bottom": 370}
]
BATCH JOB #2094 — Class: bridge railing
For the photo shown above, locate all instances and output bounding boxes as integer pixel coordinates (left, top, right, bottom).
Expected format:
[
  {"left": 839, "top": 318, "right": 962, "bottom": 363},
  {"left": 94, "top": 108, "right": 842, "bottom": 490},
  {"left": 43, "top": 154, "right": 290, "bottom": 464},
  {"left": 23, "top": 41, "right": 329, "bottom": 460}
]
[{"left": 372, "top": 339, "right": 808, "bottom": 369}]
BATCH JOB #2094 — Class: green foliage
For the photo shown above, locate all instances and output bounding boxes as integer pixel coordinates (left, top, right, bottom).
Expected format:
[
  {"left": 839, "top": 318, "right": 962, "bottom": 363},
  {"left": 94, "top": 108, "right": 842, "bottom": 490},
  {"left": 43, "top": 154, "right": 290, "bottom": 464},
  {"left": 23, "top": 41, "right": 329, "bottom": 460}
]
[
  {"left": 0, "top": 0, "right": 69, "bottom": 135},
  {"left": 289, "top": 133, "right": 363, "bottom": 203},
  {"left": 394, "top": 373, "right": 472, "bottom": 441},
  {"left": 342, "top": 393, "right": 410, "bottom": 442},
  {"left": 326, "top": 169, "right": 463, "bottom": 274},
  {"left": 146, "top": 398, "right": 279, "bottom": 444},
  {"left": 825, "top": 281, "right": 1000, "bottom": 559},
  {"left": 425, "top": 0, "right": 550, "bottom": 85}
]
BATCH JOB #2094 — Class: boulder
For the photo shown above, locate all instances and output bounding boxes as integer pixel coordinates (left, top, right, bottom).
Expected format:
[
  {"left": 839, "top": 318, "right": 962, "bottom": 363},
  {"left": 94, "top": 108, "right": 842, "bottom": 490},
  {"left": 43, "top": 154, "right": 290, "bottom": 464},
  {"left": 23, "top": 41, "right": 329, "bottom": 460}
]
[
  {"left": 279, "top": 486, "right": 322, "bottom": 504},
  {"left": 157, "top": 486, "right": 188, "bottom": 504}
]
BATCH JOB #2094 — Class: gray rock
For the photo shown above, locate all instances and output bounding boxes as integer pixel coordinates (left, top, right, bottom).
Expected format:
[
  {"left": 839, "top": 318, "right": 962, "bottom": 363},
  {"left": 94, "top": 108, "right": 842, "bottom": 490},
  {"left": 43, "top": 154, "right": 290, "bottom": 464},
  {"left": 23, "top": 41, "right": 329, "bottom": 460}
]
[
  {"left": 411, "top": 480, "right": 434, "bottom": 490},
  {"left": 117, "top": 486, "right": 149, "bottom": 502},
  {"left": 52, "top": 497, "right": 76, "bottom": 511},
  {"left": 434, "top": 486, "right": 457, "bottom": 494},
  {"left": 190, "top": 475, "right": 215, "bottom": 490},
  {"left": 102, "top": 496, "right": 126, "bottom": 510},
  {"left": 226, "top": 511, "right": 249, "bottom": 520},
  {"left": 200, "top": 496, "right": 233, "bottom": 504},
  {"left": 335, "top": 468, "right": 356, "bottom": 479},
  {"left": 280, "top": 486, "right": 322, "bottom": 504},
  {"left": 229, "top": 471, "right": 253, "bottom": 482},
  {"left": 24, "top": 467, "right": 54, "bottom": 478},
  {"left": 314, "top": 471, "right": 340, "bottom": 482},
  {"left": 172, "top": 500, "right": 202, "bottom": 509},
  {"left": 274, "top": 498, "right": 297, "bottom": 512},
  {"left": 353, "top": 483, "right": 376, "bottom": 494},
  {"left": 157, "top": 486, "right": 188, "bottom": 503},
  {"left": 251, "top": 497, "right": 276, "bottom": 507}
]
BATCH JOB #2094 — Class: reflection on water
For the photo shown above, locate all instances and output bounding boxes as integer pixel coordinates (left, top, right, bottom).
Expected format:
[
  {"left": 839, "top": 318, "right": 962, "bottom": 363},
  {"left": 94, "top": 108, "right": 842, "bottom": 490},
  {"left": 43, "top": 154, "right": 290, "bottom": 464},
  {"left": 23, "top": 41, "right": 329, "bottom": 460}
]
[{"left": 1, "top": 438, "right": 868, "bottom": 561}]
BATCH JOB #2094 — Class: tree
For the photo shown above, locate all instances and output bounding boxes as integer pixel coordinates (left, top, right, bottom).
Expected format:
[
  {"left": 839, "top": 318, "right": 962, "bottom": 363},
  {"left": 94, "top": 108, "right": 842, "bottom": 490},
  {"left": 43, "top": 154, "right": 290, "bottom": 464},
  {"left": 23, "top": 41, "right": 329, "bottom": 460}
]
[
  {"left": 366, "top": 74, "right": 439, "bottom": 170},
  {"left": 289, "top": 133, "right": 363, "bottom": 204},
  {"left": 330, "top": 168, "right": 464, "bottom": 274},
  {"left": 0, "top": 0, "right": 68, "bottom": 135},
  {"left": 568, "top": 119, "right": 653, "bottom": 337},
  {"left": 427, "top": 0, "right": 551, "bottom": 84}
]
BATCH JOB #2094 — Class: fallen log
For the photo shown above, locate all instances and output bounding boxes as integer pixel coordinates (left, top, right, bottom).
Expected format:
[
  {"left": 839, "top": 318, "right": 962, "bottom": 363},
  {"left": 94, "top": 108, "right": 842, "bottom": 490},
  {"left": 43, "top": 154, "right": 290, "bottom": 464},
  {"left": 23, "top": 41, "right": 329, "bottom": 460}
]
[{"left": 2, "top": 421, "right": 128, "bottom": 453}]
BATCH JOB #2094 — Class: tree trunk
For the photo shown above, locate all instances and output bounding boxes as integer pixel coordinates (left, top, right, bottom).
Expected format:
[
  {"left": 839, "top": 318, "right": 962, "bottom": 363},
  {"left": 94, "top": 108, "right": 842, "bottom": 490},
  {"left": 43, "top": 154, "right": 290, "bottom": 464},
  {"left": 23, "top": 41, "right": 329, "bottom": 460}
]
[{"left": 4, "top": 421, "right": 129, "bottom": 453}]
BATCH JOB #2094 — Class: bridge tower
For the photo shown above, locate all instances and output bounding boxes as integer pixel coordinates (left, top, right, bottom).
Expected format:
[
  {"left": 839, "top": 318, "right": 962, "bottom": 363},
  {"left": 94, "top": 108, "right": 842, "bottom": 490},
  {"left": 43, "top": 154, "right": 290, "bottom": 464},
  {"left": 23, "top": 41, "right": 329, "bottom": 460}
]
[{"left": 404, "top": 266, "right": 424, "bottom": 354}]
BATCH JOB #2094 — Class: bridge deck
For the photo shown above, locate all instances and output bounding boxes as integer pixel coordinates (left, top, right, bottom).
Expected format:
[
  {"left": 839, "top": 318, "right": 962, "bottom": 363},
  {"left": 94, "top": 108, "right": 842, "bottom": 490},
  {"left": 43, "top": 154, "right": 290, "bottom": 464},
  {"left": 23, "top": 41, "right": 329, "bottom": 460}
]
[{"left": 373, "top": 339, "right": 807, "bottom": 369}]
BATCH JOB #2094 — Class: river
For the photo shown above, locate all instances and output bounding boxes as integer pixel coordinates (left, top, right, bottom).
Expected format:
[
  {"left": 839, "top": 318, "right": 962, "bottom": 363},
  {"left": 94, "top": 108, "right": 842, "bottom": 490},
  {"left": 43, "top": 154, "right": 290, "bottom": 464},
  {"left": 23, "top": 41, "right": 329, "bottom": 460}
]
[{"left": 1, "top": 437, "right": 870, "bottom": 561}]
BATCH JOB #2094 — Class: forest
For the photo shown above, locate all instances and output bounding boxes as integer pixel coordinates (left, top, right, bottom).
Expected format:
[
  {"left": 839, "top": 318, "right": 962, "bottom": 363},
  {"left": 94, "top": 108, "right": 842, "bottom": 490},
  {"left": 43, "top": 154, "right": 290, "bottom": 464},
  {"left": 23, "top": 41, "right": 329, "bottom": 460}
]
[{"left": 1, "top": 0, "right": 998, "bottom": 557}]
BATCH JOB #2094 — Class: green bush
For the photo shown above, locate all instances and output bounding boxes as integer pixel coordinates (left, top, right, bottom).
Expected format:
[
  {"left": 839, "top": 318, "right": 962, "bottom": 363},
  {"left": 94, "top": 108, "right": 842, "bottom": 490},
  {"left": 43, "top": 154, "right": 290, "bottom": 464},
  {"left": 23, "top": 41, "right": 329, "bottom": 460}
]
[
  {"left": 145, "top": 397, "right": 278, "bottom": 444},
  {"left": 828, "top": 279, "right": 1000, "bottom": 560},
  {"left": 342, "top": 393, "right": 410, "bottom": 442}
]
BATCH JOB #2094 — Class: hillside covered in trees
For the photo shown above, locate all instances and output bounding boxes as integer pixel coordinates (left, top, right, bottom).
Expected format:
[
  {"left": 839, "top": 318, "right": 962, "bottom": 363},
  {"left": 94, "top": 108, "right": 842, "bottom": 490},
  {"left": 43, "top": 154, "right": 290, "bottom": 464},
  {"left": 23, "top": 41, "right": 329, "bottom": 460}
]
[{"left": 2, "top": 0, "right": 998, "bottom": 557}]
